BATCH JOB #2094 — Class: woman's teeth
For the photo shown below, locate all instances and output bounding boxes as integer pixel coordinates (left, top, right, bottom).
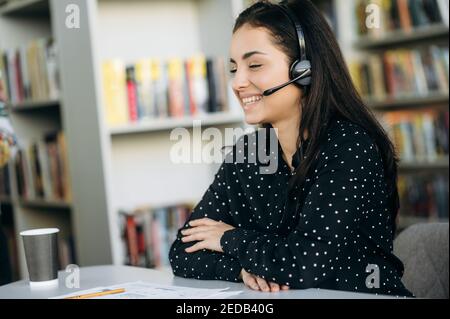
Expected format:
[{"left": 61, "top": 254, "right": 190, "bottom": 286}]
[{"left": 242, "top": 95, "right": 262, "bottom": 106}]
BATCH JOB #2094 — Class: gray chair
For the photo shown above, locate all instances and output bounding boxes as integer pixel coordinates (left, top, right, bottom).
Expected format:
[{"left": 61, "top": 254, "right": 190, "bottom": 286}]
[{"left": 394, "top": 222, "right": 449, "bottom": 299}]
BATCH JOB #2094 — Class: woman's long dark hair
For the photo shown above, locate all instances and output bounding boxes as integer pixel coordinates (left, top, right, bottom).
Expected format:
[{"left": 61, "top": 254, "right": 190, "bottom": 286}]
[{"left": 233, "top": 0, "right": 401, "bottom": 233}]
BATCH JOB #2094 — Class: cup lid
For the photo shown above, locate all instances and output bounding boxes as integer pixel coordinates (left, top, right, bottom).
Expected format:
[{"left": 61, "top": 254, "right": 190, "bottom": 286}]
[{"left": 20, "top": 228, "right": 60, "bottom": 236}]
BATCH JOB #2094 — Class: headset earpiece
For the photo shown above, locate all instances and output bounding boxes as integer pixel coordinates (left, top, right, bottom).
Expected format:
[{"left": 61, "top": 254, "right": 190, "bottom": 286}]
[
  {"left": 290, "top": 59, "right": 312, "bottom": 86},
  {"left": 278, "top": 3, "right": 312, "bottom": 87}
]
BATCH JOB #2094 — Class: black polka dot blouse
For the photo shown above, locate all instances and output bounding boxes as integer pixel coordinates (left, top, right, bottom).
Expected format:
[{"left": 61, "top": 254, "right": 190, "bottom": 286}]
[{"left": 169, "top": 117, "right": 413, "bottom": 297}]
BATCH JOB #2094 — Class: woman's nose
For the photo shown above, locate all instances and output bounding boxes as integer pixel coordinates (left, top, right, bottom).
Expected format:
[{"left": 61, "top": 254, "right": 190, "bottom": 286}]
[{"left": 231, "top": 70, "right": 250, "bottom": 91}]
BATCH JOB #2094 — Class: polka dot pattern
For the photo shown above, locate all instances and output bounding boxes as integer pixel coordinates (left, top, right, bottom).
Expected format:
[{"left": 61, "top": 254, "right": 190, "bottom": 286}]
[{"left": 169, "top": 118, "right": 413, "bottom": 297}]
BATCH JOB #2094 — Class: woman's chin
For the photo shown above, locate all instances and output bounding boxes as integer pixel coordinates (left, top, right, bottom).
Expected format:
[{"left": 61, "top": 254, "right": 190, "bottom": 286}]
[
  {"left": 244, "top": 113, "right": 264, "bottom": 125},
  {"left": 241, "top": 100, "right": 265, "bottom": 125}
]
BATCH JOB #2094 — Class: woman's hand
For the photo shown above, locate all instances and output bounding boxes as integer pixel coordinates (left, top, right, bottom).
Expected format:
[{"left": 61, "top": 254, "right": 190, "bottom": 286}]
[
  {"left": 240, "top": 269, "right": 290, "bottom": 292},
  {"left": 181, "top": 218, "right": 235, "bottom": 253}
]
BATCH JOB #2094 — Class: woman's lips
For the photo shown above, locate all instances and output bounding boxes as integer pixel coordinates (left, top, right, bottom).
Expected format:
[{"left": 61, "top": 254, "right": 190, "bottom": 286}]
[
  {"left": 242, "top": 99, "right": 261, "bottom": 111},
  {"left": 241, "top": 94, "right": 263, "bottom": 111}
]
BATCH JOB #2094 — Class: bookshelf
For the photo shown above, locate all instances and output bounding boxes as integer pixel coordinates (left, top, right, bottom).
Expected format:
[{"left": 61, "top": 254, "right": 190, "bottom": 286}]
[
  {"left": 17, "top": 198, "right": 71, "bottom": 209},
  {"left": 5, "top": 99, "right": 59, "bottom": 112},
  {"left": 0, "top": 0, "right": 247, "bottom": 278},
  {"left": 346, "top": 0, "right": 449, "bottom": 231},
  {"left": 0, "top": 0, "right": 49, "bottom": 16},
  {"left": 0, "top": 0, "right": 119, "bottom": 278},
  {"left": 355, "top": 23, "right": 449, "bottom": 49},
  {"left": 398, "top": 156, "right": 449, "bottom": 171},
  {"left": 366, "top": 92, "right": 449, "bottom": 110}
]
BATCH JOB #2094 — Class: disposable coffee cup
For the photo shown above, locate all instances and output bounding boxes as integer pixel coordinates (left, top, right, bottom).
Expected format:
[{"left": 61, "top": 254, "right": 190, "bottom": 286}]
[{"left": 20, "top": 228, "right": 60, "bottom": 287}]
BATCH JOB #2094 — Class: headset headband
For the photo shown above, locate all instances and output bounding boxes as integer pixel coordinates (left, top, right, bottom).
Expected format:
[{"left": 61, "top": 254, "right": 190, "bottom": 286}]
[{"left": 277, "top": 3, "right": 307, "bottom": 61}]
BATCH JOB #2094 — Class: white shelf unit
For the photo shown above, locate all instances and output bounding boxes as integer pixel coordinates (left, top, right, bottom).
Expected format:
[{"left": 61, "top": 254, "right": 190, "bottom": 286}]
[
  {"left": 1, "top": 0, "right": 247, "bottom": 277},
  {"left": 109, "top": 112, "right": 244, "bottom": 136},
  {"left": 96, "top": 0, "right": 246, "bottom": 265}
]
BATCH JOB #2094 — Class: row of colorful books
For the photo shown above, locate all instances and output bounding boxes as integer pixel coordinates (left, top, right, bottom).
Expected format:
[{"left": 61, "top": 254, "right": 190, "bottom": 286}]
[
  {"left": 0, "top": 38, "right": 60, "bottom": 105},
  {"left": 349, "top": 45, "right": 449, "bottom": 99},
  {"left": 381, "top": 108, "right": 448, "bottom": 162},
  {"left": 13, "top": 131, "right": 71, "bottom": 202},
  {"left": 398, "top": 174, "right": 448, "bottom": 219},
  {"left": 120, "top": 204, "right": 192, "bottom": 268},
  {"left": 355, "top": 0, "right": 449, "bottom": 37},
  {"left": 102, "top": 55, "right": 229, "bottom": 126}
]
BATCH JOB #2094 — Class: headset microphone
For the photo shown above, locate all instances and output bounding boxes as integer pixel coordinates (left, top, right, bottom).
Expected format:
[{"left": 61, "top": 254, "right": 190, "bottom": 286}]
[{"left": 262, "top": 67, "right": 311, "bottom": 96}]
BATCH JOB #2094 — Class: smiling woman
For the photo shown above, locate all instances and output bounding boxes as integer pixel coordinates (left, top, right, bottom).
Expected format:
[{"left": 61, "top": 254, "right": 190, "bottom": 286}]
[
  {"left": 229, "top": 29, "right": 302, "bottom": 128},
  {"left": 169, "top": 0, "right": 413, "bottom": 297}
]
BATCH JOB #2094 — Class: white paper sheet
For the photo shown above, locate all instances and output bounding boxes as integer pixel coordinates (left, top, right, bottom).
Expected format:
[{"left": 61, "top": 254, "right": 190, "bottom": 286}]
[{"left": 51, "top": 281, "right": 243, "bottom": 299}]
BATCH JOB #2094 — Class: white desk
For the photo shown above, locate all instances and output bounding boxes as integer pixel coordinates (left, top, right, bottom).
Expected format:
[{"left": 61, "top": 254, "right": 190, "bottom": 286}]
[{"left": 0, "top": 265, "right": 393, "bottom": 299}]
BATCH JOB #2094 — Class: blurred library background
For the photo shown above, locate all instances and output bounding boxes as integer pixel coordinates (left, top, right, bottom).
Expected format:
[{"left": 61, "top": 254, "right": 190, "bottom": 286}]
[{"left": 0, "top": 0, "right": 448, "bottom": 285}]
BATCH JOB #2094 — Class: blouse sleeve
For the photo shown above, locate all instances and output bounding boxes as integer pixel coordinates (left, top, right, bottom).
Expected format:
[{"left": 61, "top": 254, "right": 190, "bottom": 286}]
[
  {"left": 220, "top": 130, "right": 385, "bottom": 288},
  {"left": 169, "top": 162, "right": 242, "bottom": 282}
]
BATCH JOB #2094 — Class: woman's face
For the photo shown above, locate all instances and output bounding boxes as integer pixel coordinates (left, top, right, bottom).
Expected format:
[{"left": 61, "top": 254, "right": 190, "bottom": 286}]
[{"left": 229, "top": 24, "right": 302, "bottom": 126}]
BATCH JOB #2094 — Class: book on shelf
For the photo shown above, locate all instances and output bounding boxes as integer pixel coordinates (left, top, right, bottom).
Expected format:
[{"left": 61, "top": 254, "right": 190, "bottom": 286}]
[
  {"left": 0, "top": 38, "right": 60, "bottom": 106},
  {"left": 152, "top": 58, "right": 170, "bottom": 119},
  {"left": 102, "top": 55, "right": 229, "bottom": 126},
  {"left": 0, "top": 52, "right": 8, "bottom": 104},
  {"left": 134, "top": 59, "right": 156, "bottom": 121},
  {"left": 354, "top": 0, "right": 449, "bottom": 38},
  {"left": 185, "top": 54, "right": 209, "bottom": 116},
  {"left": 398, "top": 174, "right": 448, "bottom": 221},
  {"left": 125, "top": 65, "right": 139, "bottom": 122},
  {"left": 13, "top": 131, "right": 72, "bottom": 202},
  {"left": 380, "top": 108, "right": 449, "bottom": 162},
  {"left": 101, "top": 59, "right": 129, "bottom": 126},
  {"left": 120, "top": 203, "right": 193, "bottom": 269},
  {"left": 349, "top": 45, "right": 449, "bottom": 100},
  {"left": 167, "top": 57, "right": 186, "bottom": 118},
  {"left": 206, "top": 57, "right": 229, "bottom": 113}
]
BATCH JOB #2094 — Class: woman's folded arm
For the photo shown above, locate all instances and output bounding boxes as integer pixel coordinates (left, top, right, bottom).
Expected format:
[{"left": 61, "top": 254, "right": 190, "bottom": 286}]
[{"left": 169, "top": 163, "right": 243, "bottom": 282}]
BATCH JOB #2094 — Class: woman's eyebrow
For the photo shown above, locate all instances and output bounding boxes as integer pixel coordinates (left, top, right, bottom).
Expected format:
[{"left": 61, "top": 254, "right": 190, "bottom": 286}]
[{"left": 229, "top": 50, "right": 267, "bottom": 63}]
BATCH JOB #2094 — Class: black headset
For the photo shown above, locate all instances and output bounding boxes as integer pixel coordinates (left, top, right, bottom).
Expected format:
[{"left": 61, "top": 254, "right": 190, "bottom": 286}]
[{"left": 262, "top": 2, "right": 312, "bottom": 96}]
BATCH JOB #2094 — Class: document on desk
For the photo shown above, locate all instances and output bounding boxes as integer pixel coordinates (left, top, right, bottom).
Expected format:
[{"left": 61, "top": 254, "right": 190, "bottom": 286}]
[{"left": 51, "top": 281, "right": 243, "bottom": 299}]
